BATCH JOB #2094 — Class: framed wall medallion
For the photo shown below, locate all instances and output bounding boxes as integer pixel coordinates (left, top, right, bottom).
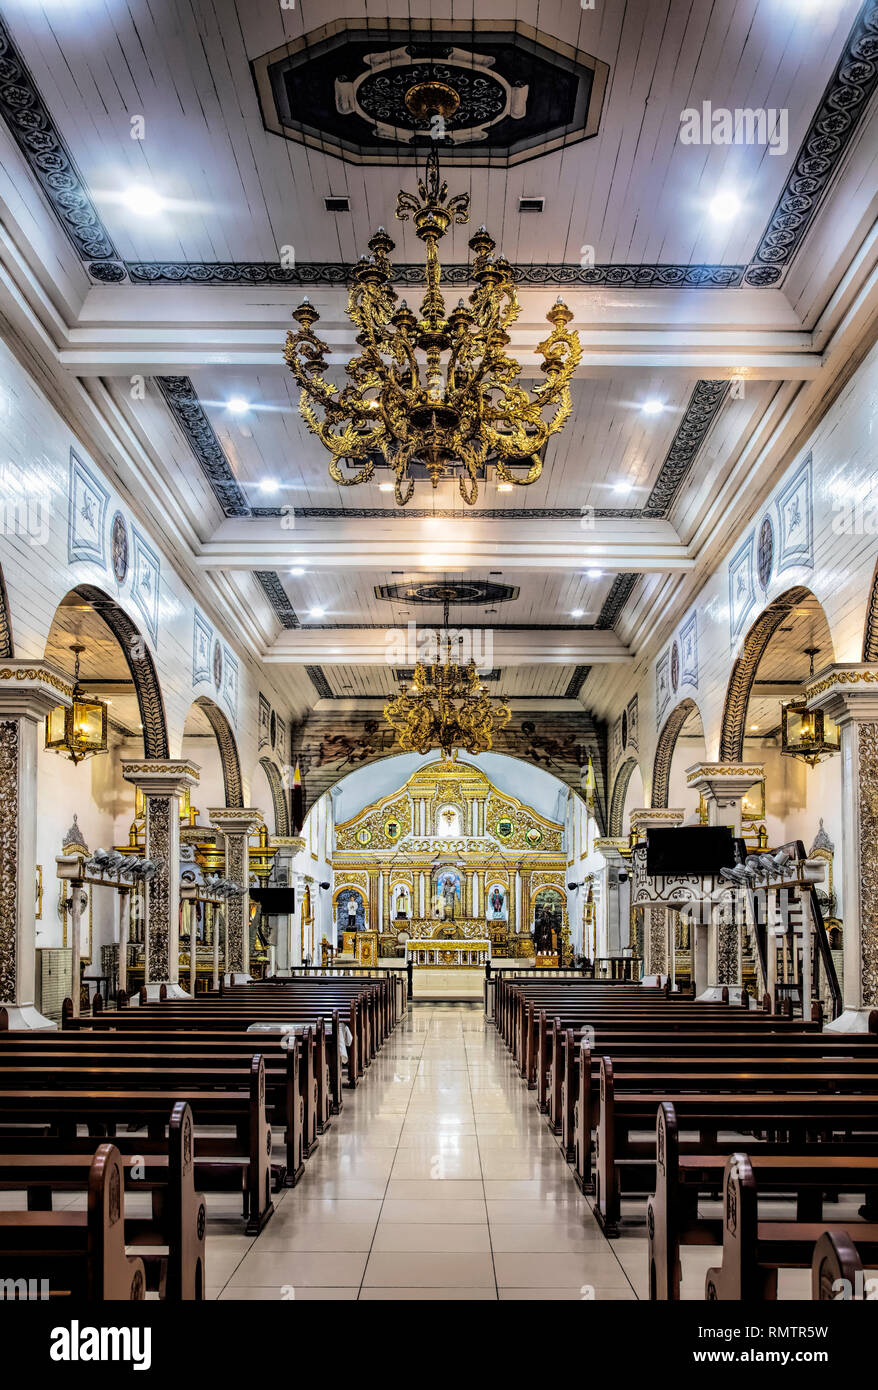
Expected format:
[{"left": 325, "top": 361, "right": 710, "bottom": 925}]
[
  {"left": 110, "top": 511, "right": 129, "bottom": 584},
  {"left": 212, "top": 638, "right": 223, "bottom": 690}
]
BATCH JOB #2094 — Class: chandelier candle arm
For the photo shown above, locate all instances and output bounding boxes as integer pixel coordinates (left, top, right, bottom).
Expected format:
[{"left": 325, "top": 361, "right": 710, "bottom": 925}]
[{"left": 284, "top": 101, "right": 581, "bottom": 508}]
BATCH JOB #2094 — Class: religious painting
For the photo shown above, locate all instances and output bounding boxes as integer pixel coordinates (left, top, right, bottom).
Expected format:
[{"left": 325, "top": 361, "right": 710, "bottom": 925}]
[{"left": 486, "top": 883, "right": 508, "bottom": 920}]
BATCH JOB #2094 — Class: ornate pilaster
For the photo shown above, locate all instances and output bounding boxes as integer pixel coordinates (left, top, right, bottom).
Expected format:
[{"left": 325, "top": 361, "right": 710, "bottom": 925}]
[
  {"left": 124, "top": 760, "right": 200, "bottom": 995},
  {"left": 208, "top": 807, "right": 264, "bottom": 977},
  {"left": 269, "top": 836, "right": 305, "bottom": 971},
  {"left": 628, "top": 810, "right": 684, "bottom": 979},
  {"left": 807, "top": 665, "right": 878, "bottom": 1030},
  {"left": 685, "top": 762, "right": 764, "bottom": 837},
  {"left": 0, "top": 664, "right": 74, "bottom": 1028}
]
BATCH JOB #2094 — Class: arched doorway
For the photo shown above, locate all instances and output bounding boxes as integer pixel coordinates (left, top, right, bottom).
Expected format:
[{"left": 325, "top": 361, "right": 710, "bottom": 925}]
[
  {"left": 608, "top": 756, "right": 641, "bottom": 837},
  {"left": 0, "top": 563, "right": 13, "bottom": 658},
  {"left": 720, "top": 586, "right": 817, "bottom": 762},
  {"left": 257, "top": 756, "right": 291, "bottom": 836},
  {"left": 652, "top": 699, "right": 707, "bottom": 812}
]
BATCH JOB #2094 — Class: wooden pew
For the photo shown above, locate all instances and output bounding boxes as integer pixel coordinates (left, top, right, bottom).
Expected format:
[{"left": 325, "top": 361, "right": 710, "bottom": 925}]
[
  {"left": 705, "top": 1153, "right": 878, "bottom": 1300},
  {"left": 812, "top": 1229, "right": 878, "bottom": 1299},
  {"left": 596, "top": 1061, "right": 878, "bottom": 1237},
  {"left": 648, "top": 1101, "right": 878, "bottom": 1299},
  {"left": 0, "top": 1054, "right": 274, "bottom": 1235},
  {"left": 0, "top": 1144, "right": 145, "bottom": 1300},
  {"left": 0, "top": 1101, "right": 205, "bottom": 1300}
]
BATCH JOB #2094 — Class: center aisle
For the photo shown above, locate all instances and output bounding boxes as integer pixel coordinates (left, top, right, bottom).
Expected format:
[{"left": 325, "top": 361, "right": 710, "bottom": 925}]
[{"left": 214, "top": 1001, "right": 640, "bottom": 1300}]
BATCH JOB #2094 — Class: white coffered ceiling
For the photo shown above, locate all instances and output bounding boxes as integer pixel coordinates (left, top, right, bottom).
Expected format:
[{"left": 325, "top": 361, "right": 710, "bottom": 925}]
[{"left": 0, "top": 0, "right": 875, "bottom": 720}]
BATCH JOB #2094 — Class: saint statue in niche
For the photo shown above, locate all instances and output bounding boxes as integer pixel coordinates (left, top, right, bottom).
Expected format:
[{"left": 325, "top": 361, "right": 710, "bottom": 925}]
[{"left": 488, "top": 885, "right": 507, "bottom": 919}]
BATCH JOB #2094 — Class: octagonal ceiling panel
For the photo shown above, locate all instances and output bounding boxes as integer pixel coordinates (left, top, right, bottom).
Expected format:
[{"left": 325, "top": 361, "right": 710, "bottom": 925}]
[{"left": 252, "top": 19, "right": 609, "bottom": 166}]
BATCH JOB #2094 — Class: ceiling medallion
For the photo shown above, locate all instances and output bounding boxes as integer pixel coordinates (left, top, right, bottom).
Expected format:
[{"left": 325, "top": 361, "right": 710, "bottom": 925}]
[{"left": 284, "top": 84, "right": 582, "bottom": 507}]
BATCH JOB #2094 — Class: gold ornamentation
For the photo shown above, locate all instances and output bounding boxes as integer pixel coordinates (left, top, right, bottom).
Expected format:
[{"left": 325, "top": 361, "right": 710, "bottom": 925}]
[
  {"left": 383, "top": 653, "right": 510, "bottom": 758},
  {"left": 284, "top": 134, "right": 581, "bottom": 507},
  {"left": 685, "top": 765, "right": 764, "bottom": 782}
]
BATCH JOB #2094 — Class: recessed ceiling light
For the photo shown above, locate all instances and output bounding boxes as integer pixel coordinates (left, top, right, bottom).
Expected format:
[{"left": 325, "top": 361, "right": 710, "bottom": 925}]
[
  {"left": 227, "top": 397, "right": 250, "bottom": 415},
  {"left": 122, "top": 184, "right": 165, "bottom": 217},
  {"left": 258, "top": 478, "right": 279, "bottom": 494},
  {"left": 642, "top": 399, "right": 665, "bottom": 415},
  {"left": 378, "top": 482, "right": 394, "bottom": 492},
  {"left": 586, "top": 568, "right": 602, "bottom": 580},
  {"left": 709, "top": 190, "right": 741, "bottom": 222},
  {"left": 309, "top": 607, "right": 325, "bottom": 619},
  {"left": 570, "top": 609, "right": 584, "bottom": 619},
  {"left": 289, "top": 567, "right": 305, "bottom": 576},
  {"left": 750, "top": 723, "right": 760, "bottom": 731},
  {"left": 612, "top": 480, "right": 633, "bottom": 495},
  {"left": 497, "top": 483, "right": 514, "bottom": 493}
]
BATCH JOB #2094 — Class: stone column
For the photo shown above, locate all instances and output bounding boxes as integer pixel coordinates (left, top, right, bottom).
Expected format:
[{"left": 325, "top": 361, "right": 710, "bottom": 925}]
[
  {"left": 807, "top": 666, "right": 878, "bottom": 1031},
  {"left": 0, "top": 666, "right": 73, "bottom": 1028},
  {"left": 594, "top": 838, "right": 631, "bottom": 956},
  {"left": 683, "top": 763, "right": 763, "bottom": 1000},
  {"left": 208, "top": 807, "right": 264, "bottom": 979},
  {"left": 629, "top": 809, "right": 685, "bottom": 979},
  {"left": 123, "top": 760, "right": 200, "bottom": 999}
]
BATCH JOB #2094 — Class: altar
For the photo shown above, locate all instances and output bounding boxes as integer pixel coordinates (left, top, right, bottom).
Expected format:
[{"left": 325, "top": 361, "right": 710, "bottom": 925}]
[{"left": 406, "top": 939, "right": 491, "bottom": 967}]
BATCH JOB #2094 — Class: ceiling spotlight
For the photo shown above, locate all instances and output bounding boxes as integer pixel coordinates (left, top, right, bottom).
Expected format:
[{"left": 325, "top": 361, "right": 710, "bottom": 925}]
[
  {"left": 642, "top": 399, "right": 665, "bottom": 415},
  {"left": 497, "top": 483, "right": 514, "bottom": 493},
  {"left": 378, "top": 482, "right": 394, "bottom": 493},
  {"left": 227, "top": 397, "right": 250, "bottom": 415},
  {"left": 570, "top": 609, "right": 584, "bottom": 619},
  {"left": 709, "top": 190, "right": 741, "bottom": 222},
  {"left": 258, "top": 478, "right": 279, "bottom": 494},
  {"left": 289, "top": 567, "right": 305, "bottom": 577},
  {"left": 586, "top": 568, "right": 603, "bottom": 580},
  {"left": 612, "top": 480, "right": 633, "bottom": 495},
  {"left": 122, "top": 184, "right": 165, "bottom": 217},
  {"left": 309, "top": 606, "right": 326, "bottom": 619}
]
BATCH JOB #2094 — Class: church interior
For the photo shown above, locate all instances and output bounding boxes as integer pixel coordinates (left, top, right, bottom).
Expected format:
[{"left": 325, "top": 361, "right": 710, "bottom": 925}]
[{"left": 0, "top": 0, "right": 877, "bottom": 1343}]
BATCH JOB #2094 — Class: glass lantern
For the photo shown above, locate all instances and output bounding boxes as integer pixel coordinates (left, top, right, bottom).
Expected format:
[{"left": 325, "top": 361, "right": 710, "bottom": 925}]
[
  {"left": 45, "top": 644, "right": 108, "bottom": 765},
  {"left": 780, "top": 698, "right": 840, "bottom": 767}
]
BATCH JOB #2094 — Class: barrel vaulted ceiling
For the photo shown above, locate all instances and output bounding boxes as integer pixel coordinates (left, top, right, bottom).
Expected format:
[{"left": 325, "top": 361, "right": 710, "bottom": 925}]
[{"left": 0, "top": 0, "right": 875, "bottom": 721}]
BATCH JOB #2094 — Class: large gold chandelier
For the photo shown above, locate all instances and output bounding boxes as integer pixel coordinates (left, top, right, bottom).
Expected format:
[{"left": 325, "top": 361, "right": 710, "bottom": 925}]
[
  {"left": 284, "top": 82, "right": 582, "bottom": 507},
  {"left": 384, "top": 623, "right": 511, "bottom": 759}
]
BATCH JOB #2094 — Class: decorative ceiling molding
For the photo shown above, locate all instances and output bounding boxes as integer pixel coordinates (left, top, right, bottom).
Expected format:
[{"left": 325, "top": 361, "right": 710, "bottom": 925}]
[
  {"left": 251, "top": 505, "right": 641, "bottom": 520},
  {"left": 305, "top": 665, "right": 333, "bottom": 700},
  {"left": 0, "top": 16, "right": 121, "bottom": 270},
  {"left": 745, "top": 0, "right": 878, "bottom": 286},
  {"left": 375, "top": 579, "right": 520, "bottom": 606},
  {"left": 122, "top": 260, "right": 744, "bottom": 289},
  {"left": 642, "top": 380, "right": 730, "bottom": 518},
  {"left": 565, "top": 666, "right": 592, "bottom": 699},
  {"left": 255, "top": 572, "right": 299, "bottom": 628},
  {"left": 154, "top": 377, "right": 250, "bottom": 518},
  {"left": 596, "top": 575, "right": 638, "bottom": 630}
]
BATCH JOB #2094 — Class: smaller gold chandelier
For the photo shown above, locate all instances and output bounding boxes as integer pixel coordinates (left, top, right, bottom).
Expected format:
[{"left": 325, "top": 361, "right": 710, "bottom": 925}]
[
  {"left": 384, "top": 635, "right": 511, "bottom": 759},
  {"left": 780, "top": 647, "right": 840, "bottom": 767},
  {"left": 45, "top": 644, "right": 108, "bottom": 765}
]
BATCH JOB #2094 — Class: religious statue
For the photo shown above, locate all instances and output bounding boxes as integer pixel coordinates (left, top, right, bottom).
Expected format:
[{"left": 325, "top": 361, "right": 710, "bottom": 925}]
[
  {"left": 346, "top": 896, "right": 358, "bottom": 929},
  {"left": 489, "top": 886, "right": 506, "bottom": 919}
]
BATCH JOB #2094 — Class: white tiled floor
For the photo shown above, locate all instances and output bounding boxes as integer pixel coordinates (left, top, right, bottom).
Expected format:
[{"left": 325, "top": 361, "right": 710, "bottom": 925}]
[{"left": 210, "top": 1002, "right": 639, "bottom": 1301}]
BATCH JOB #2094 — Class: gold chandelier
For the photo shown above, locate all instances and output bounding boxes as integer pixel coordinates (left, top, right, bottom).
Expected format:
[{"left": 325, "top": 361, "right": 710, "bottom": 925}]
[
  {"left": 384, "top": 630, "right": 511, "bottom": 759},
  {"left": 284, "top": 83, "right": 582, "bottom": 507}
]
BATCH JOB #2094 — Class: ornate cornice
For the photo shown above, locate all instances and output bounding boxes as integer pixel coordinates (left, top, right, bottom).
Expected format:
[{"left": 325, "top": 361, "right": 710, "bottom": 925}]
[
  {"left": 122, "top": 760, "right": 200, "bottom": 781},
  {"left": 155, "top": 377, "right": 250, "bottom": 518},
  {"left": 255, "top": 572, "right": 299, "bottom": 628},
  {"left": 643, "top": 381, "right": 730, "bottom": 517},
  {"left": 685, "top": 763, "right": 764, "bottom": 782},
  {"left": 565, "top": 666, "right": 591, "bottom": 699},
  {"left": 0, "top": 16, "right": 121, "bottom": 270},
  {"left": 0, "top": 666, "right": 72, "bottom": 698},
  {"left": 745, "top": 0, "right": 878, "bottom": 286},
  {"left": 806, "top": 666, "right": 878, "bottom": 700},
  {"left": 124, "top": 259, "right": 745, "bottom": 289},
  {"left": 306, "top": 666, "right": 333, "bottom": 700}
]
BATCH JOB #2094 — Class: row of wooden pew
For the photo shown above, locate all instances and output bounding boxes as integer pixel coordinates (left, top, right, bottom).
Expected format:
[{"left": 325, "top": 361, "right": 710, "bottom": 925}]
[
  {"left": 493, "top": 973, "right": 878, "bottom": 1300},
  {"left": 0, "top": 972, "right": 398, "bottom": 1299}
]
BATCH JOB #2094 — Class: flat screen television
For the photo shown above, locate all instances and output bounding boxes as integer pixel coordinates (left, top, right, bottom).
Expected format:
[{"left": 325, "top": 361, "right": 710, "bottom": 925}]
[
  {"left": 249, "top": 887, "right": 296, "bottom": 914},
  {"left": 646, "top": 826, "right": 736, "bottom": 877}
]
